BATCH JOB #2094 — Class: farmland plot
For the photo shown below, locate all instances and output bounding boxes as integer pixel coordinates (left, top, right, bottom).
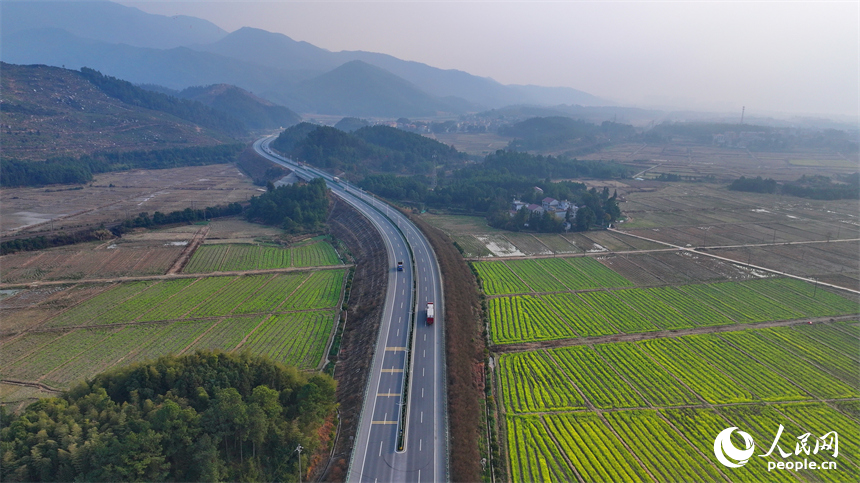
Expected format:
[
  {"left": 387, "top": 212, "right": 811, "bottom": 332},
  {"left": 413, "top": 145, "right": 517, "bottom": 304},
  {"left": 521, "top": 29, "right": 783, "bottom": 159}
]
[
  {"left": 242, "top": 311, "right": 336, "bottom": 369},
  {"left": 720, "top": 404, "right": 860, "bottom": 483},
  {"left": 232, "top": 272, "right": 308, "bottom": 315},
  {"left": 679, "top": 334, "right": 811, "bottom": 402},
  {"left": 504, "top": 259, "right": 567, "bottom": 293},
  {"left": 0, "top": 332, "right": 65, "bottom": 368},
  {"left": 41, "top": 324, "right": 164, "bottom": 387},
  {"left": 506, "top": 415, "right": 580, "bottom": 483},
  {"left": 137, "top": 276, "right": 236, "bottom": 322},
  {"left": 543, "top": 412, "right": 652, "bottom": 483},
  {"left": 540, "top": 293, "right": 617, "bottom": 337},
  {"left": 219, "top": 244, "right": 260, "bottom": 272},
  {"left": 776, "top": 403, "right": 860, "bottom": 466},
  {"left": 502, "top": 233, "right": 553, "bottom": 256},
  {"left": 595, "top": 343, "right": 700, "bottom": 407},
  {"left": 645, "top": 286, "right": 736, "bottom": 327},
  {"left": 549, "top": 346, "right": 647, "bottom": 409},
  {"left": 759, "top": 328, "right": 860, "bottom": 390},
  {"left": 45, "top": 282, "right": 153, "bottom": 328},
  {"left": 497, "top": 351, "right": 586, "bottom": 413},
  {"left": 291, "top": 241, "right": 340, "bottom": 267},
  {"left": 489, "top": 295, "right": 579, "bottom": 344},
  {"left": 124, "top": 320, "right": 218, "bottom": 365},
  {"left": 719, "top": 331, "right": 858, "bottom": 399},
  {"left": 473, "top": 261, "right": 527, "bottom": 295},
  {"left": 577, "top": 291, "right": 661, "bottom": 333},
  {"left": 187, "top": 274, "right": 274, "bottom": 318},
  {"left": 184, "top": 315, "right": 267, "bottom": 353},
  {"left": 183, "top": 244, "right": 229, "bottom": 273},
  {"left": 279, "top": 269, "right": 345, "bottom": 311},
  {"left": 90, "top": 278, "right": 196, "bottom": 325},
  {"left": 604, "top": 410, "right": 725, "bottom": 483},
  {"left": 638, "top": 338, "right": 756, "bottom": 404},
  {"left": 610, "top": 288, "right": 695, "bottom": 330},
  {"left": 5, "top": 328, "right": 117, "bottom": 383},
  {"left": 565, "top": 257, "right": 632, "bottom": 288},
  {"left": 662, "top": 407, "right": 796, "bottom": 483}
]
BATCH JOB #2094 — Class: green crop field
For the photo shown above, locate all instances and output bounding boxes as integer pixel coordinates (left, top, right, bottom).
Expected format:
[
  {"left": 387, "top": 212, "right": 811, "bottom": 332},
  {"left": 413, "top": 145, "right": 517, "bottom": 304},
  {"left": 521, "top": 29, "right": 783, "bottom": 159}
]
[
  {"left": 486, "top": 277, "right": 857, "bottom": 345},
  {"left": 242, "top": 311, "right": 337, "bottom": 369},
  {"left": 4, "top": 267, "right": 349, "bottom": 390},
  {"left": 497, "top": 351, "right": 586, "bottom": 413},
  {"left": 183, "top": 241, "right": 340, "bottom": 273},
  {"left": 498, "top": 325, "right": 860, "bottom": 483}
]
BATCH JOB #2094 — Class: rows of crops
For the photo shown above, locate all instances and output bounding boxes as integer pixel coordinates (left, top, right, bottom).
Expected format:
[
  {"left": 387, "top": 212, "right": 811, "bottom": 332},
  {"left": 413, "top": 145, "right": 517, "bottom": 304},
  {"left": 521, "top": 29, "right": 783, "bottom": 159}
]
[
  {"left": 242, "top": 311, "right": 337, "bottom": 369},
  {"left": 183, "top": 241, "right": 340, "bottom": 273},
  {"left": 507, "top": 402, "right": 860, "bottom": 483},
  {"left": 475, "top": 257, "right": 635, "bottom": 295},
  {"left": 496, "top": 326, "right": 859, "bottom": 414},
  {"left": 39, "top": 270, "right": 345, "bottom": 329},
  {"left": 487, "top": 278, "right": 858, "bottom": 345}
]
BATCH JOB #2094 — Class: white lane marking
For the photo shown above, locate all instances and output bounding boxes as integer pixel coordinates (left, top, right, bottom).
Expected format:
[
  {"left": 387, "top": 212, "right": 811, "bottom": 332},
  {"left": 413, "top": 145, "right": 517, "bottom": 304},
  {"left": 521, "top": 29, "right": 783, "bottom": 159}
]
[
  {"left": 379, "top": 441, "right": 383, "bottom": 457},
  {"left": 422, "top": 367, "right": 425, "bottom": 377},
  {"left": 399, "top": 317, "right": 402, "bottom": 323},
  {"left": 418, "top": 470, "right": 421, "bottom": 482},
  {"left": 424, "top": 334, "right": 426, "bottom": 341},
  {"left": 402, "top": 289, "right": 405, "bottom": 295},
  {"left": 423, "top": 349, "right": 426, "bottom": 358},
  {"left": 421, "top": 411, "right": 423, "bottom": 423},
  {"left": 422, "top": 388, "right": 424, "bottom": 398},
  {"left": 400, "top": 302, "right": 403, "bottom": 308},
  {"left": 420, "top": 439, "right": 422, "bottom": 451},
  {"left": 397, "top": 328, "right": 400, "bottom": 337}
]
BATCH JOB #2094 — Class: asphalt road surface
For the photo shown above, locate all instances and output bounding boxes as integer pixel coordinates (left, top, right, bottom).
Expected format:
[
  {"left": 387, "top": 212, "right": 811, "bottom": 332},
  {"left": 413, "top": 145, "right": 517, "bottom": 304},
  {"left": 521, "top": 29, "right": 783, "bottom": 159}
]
[{"left": 253, "top": 137, "right": 447, "bottom": 482}]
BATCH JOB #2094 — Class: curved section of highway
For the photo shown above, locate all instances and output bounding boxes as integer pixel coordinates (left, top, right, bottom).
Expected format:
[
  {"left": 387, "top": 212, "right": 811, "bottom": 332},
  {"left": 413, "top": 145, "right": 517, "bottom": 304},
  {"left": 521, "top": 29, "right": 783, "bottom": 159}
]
[{"left": 253, "top": 137, "right": 447, "bottom": 483}]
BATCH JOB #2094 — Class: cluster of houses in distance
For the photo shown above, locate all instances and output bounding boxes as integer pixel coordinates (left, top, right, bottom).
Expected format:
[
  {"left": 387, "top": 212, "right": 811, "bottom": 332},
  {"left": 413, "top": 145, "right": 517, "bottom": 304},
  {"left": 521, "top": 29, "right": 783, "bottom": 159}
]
[{"left": 510, "top": 195, "right": 579, "bottom": 221}]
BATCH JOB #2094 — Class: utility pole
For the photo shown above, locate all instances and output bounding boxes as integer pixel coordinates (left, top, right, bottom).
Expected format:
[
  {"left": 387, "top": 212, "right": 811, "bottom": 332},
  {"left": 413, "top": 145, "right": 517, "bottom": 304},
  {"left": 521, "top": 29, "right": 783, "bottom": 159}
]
[
  {"left": 740, "top": 106, "right": 745, "bottom": 125},
  {"left": 295, "top": 444, "right": 303, "bottom": 483}
]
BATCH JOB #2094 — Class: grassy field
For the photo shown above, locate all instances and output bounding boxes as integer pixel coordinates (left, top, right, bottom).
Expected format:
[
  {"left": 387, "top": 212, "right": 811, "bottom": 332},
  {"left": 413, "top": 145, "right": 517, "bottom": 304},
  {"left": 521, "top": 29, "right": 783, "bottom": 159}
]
[{"left": 0, "top": 267, "right": 346, "bottom": 392}]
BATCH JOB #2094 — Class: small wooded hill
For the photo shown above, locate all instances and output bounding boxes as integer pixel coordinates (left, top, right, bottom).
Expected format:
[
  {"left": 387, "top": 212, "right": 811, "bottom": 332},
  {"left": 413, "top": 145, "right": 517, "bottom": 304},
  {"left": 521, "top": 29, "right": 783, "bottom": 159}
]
[
  {"left": 0, "top": 351, "right": 336, "bottom": 482},
  {"left": 271, "top": 122, "right": 465, "bottom": 176},
  {"left": 0, "top": 63, "right": 243, "bottom": 161},
  {"left": 499, "top": 116, "right": 636, "bottom": 153},
  {"left": 174, "top": 84, "right": 301, "bottom": 130}
]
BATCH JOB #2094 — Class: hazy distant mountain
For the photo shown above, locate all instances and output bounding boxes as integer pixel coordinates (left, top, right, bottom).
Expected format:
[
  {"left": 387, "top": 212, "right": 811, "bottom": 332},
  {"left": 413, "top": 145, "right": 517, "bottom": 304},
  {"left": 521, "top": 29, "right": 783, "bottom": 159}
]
[
  {"left": 1, "top": 1, "right": 227, "bottom": 49},
  {"left": 198, "top": 28, "right": 610, "bottom": 109},
  {"left": 296, "top": 61, "right": 469, "bottom": 117},
  {"left": 3, "top": 28, "right": 301, "bottom": 92},
  {"left": 1, "top": 0, "right": 612, "bottom": 117},
  {"left": 177, "top": 84, "right": 302, "bottom": 130},
  {"left": 197, "top": 27, "right": 336, "bottom": 78}
]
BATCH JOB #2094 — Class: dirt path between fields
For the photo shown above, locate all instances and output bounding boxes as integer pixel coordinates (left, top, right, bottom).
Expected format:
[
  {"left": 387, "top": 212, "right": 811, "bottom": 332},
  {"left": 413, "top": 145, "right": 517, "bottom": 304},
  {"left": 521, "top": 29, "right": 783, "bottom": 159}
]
[{"left": 0, "top": 264, "right": 353, "bottom": 290}]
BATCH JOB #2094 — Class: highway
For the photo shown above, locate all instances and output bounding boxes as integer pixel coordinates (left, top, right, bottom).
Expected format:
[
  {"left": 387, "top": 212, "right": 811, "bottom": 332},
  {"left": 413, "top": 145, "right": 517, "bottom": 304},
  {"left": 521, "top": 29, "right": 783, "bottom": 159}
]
[{"left": 253, "top": 137, "right": 447, "bottom": 483}]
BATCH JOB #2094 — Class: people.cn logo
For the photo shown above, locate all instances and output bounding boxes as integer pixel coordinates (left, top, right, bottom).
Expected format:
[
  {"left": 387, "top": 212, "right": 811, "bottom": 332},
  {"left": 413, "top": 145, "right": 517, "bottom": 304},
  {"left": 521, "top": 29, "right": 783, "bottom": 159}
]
[{"left": 714, "top": 427, "right": 756, "bottom": 468}]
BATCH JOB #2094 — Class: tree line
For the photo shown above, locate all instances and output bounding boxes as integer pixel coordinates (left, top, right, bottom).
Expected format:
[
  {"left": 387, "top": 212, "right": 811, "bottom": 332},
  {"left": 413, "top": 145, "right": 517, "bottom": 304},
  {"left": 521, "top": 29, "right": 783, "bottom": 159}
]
[
  {"left": 1, "top": 144, "right": 245, "bottom": 187},
  {"left": 729, "top": 174, "right": 858, "bottom": 199},
  {"left": 0, "top": 202, "right": 242, "bottom": 255},
  {"left": 0, "top": 351, "right": 336, "bottom": 482}
]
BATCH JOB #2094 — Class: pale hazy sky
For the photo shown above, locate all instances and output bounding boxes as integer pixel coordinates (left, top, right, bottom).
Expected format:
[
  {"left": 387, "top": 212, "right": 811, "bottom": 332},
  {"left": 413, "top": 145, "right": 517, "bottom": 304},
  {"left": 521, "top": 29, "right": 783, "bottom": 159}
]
[{"left": 120, "top": 1, "right": 859, "bottom": 119}]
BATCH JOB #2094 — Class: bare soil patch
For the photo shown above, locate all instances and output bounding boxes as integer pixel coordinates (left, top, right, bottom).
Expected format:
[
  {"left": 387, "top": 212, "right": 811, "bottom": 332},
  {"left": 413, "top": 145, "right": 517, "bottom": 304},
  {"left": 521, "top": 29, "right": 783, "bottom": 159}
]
[{"left": 1, "top": 164, "right": 258, "bottom": 237}]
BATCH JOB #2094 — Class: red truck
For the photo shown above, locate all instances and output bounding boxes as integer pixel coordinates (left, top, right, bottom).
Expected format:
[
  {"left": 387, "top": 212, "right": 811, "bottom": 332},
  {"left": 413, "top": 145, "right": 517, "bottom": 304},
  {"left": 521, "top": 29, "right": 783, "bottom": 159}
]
[{"left": 426, "top": 302, "right": 435, "bottom": 325}]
